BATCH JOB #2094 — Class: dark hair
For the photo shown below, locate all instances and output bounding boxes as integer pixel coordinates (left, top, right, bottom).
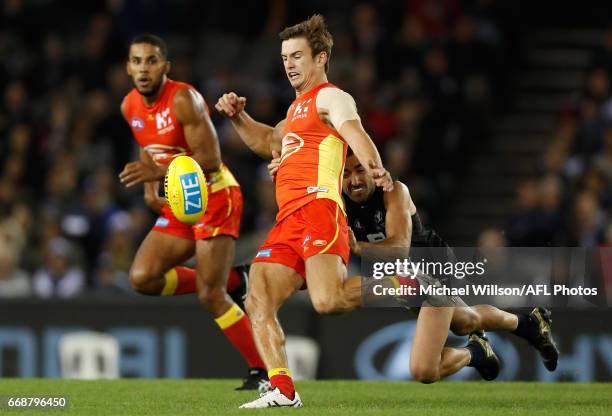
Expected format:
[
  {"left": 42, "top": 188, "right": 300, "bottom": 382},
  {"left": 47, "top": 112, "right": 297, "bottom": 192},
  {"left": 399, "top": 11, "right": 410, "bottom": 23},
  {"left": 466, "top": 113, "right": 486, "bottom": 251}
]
[
  {"left": 129, "top": 34, "right": 168, "bottom": 60},
  {"left": 279, "top": 14, "right": 333, "bottom": 72},
  {"left": 346, "top": 146, "right": 354, "bottom": 158}
]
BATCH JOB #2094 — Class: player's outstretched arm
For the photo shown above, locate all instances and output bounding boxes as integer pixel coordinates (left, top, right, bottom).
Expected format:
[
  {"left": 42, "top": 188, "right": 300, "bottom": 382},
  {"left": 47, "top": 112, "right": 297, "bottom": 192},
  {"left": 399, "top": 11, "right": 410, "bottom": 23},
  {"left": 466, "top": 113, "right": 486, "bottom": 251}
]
[
  {"left": 318, "top": 88, "right": 393, "bottom": 191},
  {"left": 174, "top": 88, "right": 221, "bottom": 173},
  {"left": 215, "top": 92, "right": 284, "bottom": 159},
  {"left": 351, "top": 181, "right": 412, "bottom": 256},
  {"left": 340, "top": 120, "right": 393, "bottom": 192}
]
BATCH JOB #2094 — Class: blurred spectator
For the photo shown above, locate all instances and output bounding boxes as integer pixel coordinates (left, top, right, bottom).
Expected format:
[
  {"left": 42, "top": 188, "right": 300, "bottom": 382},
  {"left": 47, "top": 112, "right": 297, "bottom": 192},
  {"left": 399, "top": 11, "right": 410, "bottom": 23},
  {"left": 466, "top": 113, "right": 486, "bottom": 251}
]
[
  {"left": 592, "top": 125, "right": 612, "bottom": 186},
  {"left": 0, "top": 231, "right": 30, "bottom": 298},
  {"left": 93, "top": 211, "right": 135, "bottom": 294},
  {"left": 0, "top": 1, "right": 511, "bottom": 296},
  {"left": 408, "top": 0, "right": 462, "bottom": 39},
  {"left": 506, "top": 176, "right": 564, "bottom": 246},
  {"left": 478, "top": 228, "right": 507, "bottom": 248},
  {"left": 32, "top": 237, "right": 85, "bottom": 298},
  {"left": 569, "top": 191, "right": 607, "bottom": 247}
]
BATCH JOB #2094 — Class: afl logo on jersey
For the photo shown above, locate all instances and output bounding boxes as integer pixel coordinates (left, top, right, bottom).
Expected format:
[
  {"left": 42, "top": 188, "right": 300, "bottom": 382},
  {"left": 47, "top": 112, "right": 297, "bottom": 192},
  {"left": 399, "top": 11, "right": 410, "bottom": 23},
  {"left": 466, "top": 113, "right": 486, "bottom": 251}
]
[{"left": 131, "top": 117, "right": 144, "bottom": 130}]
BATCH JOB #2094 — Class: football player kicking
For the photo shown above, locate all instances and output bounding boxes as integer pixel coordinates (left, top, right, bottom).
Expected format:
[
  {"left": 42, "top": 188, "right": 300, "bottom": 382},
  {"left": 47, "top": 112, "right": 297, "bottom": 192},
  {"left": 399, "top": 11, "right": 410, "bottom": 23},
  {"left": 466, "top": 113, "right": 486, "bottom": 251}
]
[
  {"left": 216, "top": 15, "right": 395, "bottom": 408},
  {"left": 119, "top": 34, "right": 267, "bottom": 390}
]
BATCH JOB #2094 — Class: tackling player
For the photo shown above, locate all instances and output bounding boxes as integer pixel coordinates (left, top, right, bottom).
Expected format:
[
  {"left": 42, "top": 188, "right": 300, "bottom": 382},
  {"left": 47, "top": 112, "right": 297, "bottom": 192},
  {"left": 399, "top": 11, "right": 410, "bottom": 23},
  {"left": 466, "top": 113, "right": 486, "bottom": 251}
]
[
  {"left": 341, "top": 150, "right": 559, "bottom": 383},
  {"left": 216, "top": 15, "right": 394, "bottom": 408},
  {"left": 119, "top": 34, "right": 267, "bottom": 390}
]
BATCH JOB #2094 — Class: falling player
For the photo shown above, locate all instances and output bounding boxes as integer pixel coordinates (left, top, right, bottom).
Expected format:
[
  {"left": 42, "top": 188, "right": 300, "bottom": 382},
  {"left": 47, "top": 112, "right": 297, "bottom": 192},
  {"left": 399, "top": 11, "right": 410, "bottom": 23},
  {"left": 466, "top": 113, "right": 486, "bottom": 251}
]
[{"left": 119, "top": 34, "right": 267, "bottom": 390}]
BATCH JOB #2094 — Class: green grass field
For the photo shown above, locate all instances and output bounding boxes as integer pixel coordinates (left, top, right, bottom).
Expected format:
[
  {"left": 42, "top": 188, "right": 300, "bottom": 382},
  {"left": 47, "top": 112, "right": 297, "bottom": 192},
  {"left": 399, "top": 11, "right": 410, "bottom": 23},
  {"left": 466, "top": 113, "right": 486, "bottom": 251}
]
[{"left": 1, "top": 379, "right": 610, "bottom": 415}]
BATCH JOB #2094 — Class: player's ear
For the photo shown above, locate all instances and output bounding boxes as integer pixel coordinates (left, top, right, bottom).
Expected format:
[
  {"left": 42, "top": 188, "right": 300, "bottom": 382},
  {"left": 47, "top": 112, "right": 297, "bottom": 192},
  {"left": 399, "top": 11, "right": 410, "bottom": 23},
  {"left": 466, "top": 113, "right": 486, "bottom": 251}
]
[
  {"left": 164, "top": 60, "right": 171, "bottom": 75},
  {"left": 317, "top": 51, "right": 328, "bottom": 69}
]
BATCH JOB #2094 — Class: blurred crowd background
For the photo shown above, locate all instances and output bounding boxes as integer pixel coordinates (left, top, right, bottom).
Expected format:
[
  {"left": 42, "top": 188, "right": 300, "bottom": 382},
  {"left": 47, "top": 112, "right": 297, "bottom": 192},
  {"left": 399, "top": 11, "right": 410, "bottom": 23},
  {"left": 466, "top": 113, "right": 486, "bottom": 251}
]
[{"left": 0, "top": 0, "right": 610, "bottom": 298}]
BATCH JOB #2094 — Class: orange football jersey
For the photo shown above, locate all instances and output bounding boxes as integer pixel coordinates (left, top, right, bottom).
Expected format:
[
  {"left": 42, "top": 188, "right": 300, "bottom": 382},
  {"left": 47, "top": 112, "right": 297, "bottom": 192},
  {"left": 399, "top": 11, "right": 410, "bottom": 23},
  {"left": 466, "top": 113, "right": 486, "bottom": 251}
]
[
  {"left": 275, "top": 82, "right": 348, "bottom": 221},
  {"left": 123, "top": 78, "right": 195, "bottom": 165},
  {"left": 123, "top": 78, "right": 238, "bottom": 192}
]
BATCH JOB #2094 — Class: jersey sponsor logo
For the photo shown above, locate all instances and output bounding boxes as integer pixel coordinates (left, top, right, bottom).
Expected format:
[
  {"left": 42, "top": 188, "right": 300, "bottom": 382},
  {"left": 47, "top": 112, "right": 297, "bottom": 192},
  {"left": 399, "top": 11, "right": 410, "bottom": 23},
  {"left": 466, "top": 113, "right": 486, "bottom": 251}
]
[
  {"left": 155, "top": 107, "right": 175, "bottom": 134},
  {"left": 312, "top": 239, "right": 328, "bottom": 247},
  {"left": 130, "top": 117, "right": 144, "bottom": 130},
  {"left": 256, "top": 248, "right": 272, "bottom": 258},
  {"left": 280, "top": 133, "right": 304, "bottom": 163},
  {"left": 306, "top": 186, "right": 329, "bottom": 194},
  {"left": 291, "top": 98, "right": 312, "bottom": 121},
  {"left": 179, "top": 172, "right": 202, "bottom": 215},
  {"left": 156, "top": 107, "right": 172, "bottom": 129},
  {"left": 155, "top": 218, "right": 170, "bottom": 227}
]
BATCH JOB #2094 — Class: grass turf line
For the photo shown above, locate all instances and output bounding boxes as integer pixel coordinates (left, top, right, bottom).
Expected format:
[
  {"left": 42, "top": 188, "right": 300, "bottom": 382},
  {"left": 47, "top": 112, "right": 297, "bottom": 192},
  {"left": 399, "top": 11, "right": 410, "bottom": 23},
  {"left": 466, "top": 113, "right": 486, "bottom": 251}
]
[{"left": 1, "top": 379, "right": 610, "bottom": 416}]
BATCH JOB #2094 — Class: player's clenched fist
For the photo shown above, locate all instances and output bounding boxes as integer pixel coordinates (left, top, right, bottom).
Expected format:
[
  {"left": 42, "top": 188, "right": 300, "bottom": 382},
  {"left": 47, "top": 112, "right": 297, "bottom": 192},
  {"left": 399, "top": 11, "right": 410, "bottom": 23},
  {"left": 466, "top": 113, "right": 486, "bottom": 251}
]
[{"left": 215, "top": 92, "right": 246, "bottom": 118}]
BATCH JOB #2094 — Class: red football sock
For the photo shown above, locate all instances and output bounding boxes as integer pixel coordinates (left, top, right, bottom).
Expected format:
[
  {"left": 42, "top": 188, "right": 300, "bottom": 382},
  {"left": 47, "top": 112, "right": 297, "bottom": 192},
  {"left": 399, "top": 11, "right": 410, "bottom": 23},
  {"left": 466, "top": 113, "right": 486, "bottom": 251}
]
[
  {"left": 162, "top": 267, "right": 196, "bottom": 295},
  {"left": 215, "top": 304, "right": 265, "bottom": 369},
  {"left": 269, "top": 368, "right": 295, "bottom": 399},
  {"left": 226, "top": 267, "right": 242, "bottom": 293}
]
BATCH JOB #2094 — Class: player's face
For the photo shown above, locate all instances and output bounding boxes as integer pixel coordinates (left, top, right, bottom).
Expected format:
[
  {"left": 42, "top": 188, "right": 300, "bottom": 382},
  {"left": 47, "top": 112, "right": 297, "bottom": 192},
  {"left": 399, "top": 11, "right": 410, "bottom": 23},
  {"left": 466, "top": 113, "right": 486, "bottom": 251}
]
[
  {"left": 343, "top": 155, "right": 375, "bottom": 203},
  {"left": 281, "top": 37, "right": 326, "bottom": 91},
  {"left": 127, "top": 43, "right": 170, "bottom": 98}
]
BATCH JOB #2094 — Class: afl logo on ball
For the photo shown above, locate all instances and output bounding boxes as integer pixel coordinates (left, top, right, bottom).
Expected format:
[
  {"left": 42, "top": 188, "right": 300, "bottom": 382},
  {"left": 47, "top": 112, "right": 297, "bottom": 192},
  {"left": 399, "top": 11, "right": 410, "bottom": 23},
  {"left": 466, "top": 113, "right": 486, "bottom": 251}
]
[{"left": 131, "top": 117, "right": 144, "bottom": 130}]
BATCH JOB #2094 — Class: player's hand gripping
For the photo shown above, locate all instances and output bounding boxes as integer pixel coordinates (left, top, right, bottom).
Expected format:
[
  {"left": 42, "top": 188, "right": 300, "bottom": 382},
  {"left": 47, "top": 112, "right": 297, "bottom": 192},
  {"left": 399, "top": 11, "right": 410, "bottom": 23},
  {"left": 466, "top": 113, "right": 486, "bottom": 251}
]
[
  {"left": 215, "top": 92, "right": 247, "bottom": 118},
  {"left": 267, "top": 150, "right": 281, "bottom": 181},
  {"left": 119, "top": 152, "right": 165, "bottom": 187},
  {"left": 369, "top": 160, "right": 393, "bottom": 192}
]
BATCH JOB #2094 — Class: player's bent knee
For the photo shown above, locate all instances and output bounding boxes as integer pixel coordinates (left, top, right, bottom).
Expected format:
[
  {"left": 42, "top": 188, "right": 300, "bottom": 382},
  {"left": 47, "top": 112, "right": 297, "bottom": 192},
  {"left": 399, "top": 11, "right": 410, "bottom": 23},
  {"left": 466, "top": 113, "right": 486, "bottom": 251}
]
[
  {"left": 244, "top": 293, "right": 260, "bottom": 318},
  {"left": 129, "top": 266, "right": 159, "bottom": 294},
  {"left": 311, "top": 296, "right": 340, "bottom": 315},
  {"left": 244, "top": 291, "right": 273, "bottom": 324},
  {"left": 410, "top": 363, "right": 440, "bottom": 384},
  {"left": 451, "top": 309, "right": 481, "bottom": 336}
]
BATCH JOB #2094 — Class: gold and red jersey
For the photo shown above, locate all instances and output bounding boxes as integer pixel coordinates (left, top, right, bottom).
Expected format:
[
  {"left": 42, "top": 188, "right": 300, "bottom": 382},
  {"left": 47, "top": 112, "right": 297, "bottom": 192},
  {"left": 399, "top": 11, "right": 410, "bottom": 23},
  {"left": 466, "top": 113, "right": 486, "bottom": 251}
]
[
  {"left": 275, "top": 82, "right": 348, "bottom": 221},
  {"left": 122, "top": 78, "right": 238, "bottom": 193}
]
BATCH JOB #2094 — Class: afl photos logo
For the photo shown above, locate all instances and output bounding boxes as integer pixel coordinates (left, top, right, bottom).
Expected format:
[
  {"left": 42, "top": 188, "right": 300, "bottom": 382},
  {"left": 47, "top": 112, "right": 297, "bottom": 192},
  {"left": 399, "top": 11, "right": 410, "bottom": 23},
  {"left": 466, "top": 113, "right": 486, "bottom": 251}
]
[{"left": 280, "top": 133, "right": 304, "bottom": 163}]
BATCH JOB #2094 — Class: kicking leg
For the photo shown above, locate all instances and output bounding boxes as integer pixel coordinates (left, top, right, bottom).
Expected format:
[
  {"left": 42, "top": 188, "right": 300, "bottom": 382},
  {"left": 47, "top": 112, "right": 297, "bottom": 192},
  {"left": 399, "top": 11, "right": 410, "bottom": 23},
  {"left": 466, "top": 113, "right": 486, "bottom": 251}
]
[{"left": 305, "top": 254, "right": 361, "bottom": 314}]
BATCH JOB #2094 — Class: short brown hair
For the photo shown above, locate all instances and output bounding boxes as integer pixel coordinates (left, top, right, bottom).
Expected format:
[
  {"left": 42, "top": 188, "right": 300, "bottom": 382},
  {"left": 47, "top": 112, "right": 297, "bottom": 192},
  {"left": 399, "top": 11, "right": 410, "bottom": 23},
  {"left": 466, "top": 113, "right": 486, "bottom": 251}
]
[{"left": 279, "top": 14, "right": 334, "bottom": 72}]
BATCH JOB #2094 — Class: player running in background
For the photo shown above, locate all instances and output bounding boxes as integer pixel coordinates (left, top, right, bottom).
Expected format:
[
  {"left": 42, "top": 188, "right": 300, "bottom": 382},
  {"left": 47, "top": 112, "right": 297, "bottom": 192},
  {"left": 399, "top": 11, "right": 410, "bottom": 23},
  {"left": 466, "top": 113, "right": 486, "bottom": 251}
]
[
  {"left": 215, "top": 15, "right": 394, "bottom": 408},
  {"left": 119, "top": 34, "right": 267, "bottom": 390},
  {"left": 341, "top": 150, "right": 559, "bottom": 383}
]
